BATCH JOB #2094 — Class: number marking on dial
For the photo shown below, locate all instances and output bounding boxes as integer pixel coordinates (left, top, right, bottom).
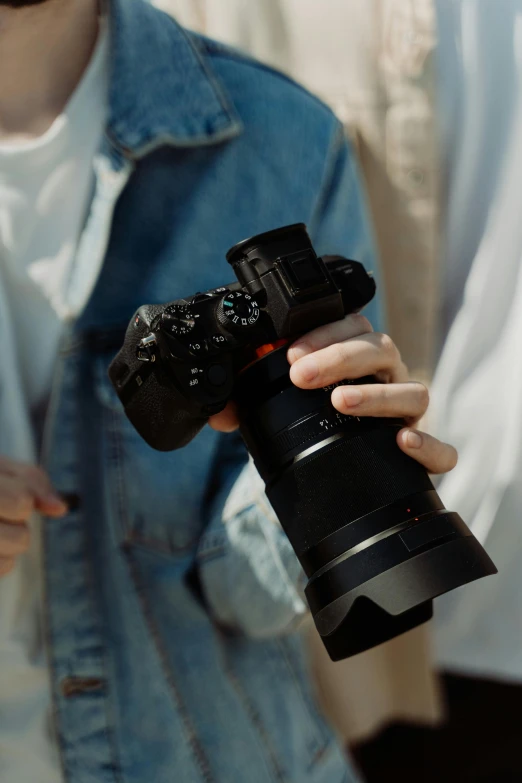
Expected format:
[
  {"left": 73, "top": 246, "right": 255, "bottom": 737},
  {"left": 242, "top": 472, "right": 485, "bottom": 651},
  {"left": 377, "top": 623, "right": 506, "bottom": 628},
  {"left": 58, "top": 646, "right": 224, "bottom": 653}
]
[{"left": 162, "top": 305, "right": 197, "bottom": 336}]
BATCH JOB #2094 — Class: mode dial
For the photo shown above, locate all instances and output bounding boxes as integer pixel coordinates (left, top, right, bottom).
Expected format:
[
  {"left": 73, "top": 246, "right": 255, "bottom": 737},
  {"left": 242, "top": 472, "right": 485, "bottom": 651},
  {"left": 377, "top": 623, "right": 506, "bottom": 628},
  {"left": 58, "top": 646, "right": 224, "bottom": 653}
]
[
  {"left": 216, "top": 291, "right": 260, "bottom": 332},
  {"left": 161, "top": 305, "right": 197, "bottom": 336}
]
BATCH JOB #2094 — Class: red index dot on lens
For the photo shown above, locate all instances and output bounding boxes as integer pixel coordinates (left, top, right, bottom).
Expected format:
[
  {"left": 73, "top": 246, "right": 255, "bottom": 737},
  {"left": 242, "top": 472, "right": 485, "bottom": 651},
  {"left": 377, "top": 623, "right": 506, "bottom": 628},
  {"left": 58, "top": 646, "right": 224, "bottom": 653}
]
[{"left": 407, "top": 508, "right": 411, "bottom": 512}]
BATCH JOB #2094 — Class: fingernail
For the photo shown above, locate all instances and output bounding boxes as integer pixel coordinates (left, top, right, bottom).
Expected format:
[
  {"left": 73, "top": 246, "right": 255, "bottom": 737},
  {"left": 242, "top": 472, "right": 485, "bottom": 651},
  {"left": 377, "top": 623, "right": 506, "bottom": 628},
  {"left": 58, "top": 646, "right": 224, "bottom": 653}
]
[
  {"left": 288, "top": 342, "right": 311, "bottom": 363},
  {"left": 341, "top": 387, "right": 363, "bottom": 407},
  {"left": 41, "top": 493, "right": 68, "bottom": 511},
  {"left": 296, "top": 356, "right": 319, "bottom": 383},
  {"left": 406, "top": 430, "right": 422, "bottom": 449}
]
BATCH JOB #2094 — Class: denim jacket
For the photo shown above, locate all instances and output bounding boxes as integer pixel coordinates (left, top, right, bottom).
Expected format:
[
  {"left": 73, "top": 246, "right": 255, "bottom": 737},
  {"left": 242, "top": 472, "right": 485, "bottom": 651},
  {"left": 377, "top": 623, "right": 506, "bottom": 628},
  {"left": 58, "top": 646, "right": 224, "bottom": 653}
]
[{"left": 42, "top": 1, "right": 382, "bottom": 780}]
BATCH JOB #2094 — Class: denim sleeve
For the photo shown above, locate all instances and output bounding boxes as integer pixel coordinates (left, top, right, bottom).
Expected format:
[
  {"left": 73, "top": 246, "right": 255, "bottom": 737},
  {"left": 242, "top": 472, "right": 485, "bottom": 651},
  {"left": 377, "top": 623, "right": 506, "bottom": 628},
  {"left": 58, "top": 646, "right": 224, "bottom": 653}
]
[{"left": 195, "top": 123, "right": 385, "bottom": 638}]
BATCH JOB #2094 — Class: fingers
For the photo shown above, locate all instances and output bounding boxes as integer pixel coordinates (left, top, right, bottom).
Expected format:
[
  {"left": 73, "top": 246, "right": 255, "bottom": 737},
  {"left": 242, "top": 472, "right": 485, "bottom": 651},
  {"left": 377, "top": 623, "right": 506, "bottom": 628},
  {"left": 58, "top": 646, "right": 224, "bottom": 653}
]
[
  {"left": 287, "top": 314, "right": 373, "bottom": 363},
  {"left": 290, "top": 331, "right": 408, "bottom": 389},
  {"left": 0, "top": 459, "right": 67, "bottom": 517},
  {"left": 35, "top": 495, "right": 69, "bottom": 518},
  {"left": 332, "top": 382, "right": 429, "bottom": 424},
  {"left": 0, "top": 521, "right": 30, "bottom": 557},
  {"left": 0, "top": 458, "right": 64, "bottom": 579},
  {"left": 209, "top": 401, "right": 239, "bottom": 433},
  {"left": 397, "top": 428, "right": 458, "bottom": 475},
  {"left": 0, "top": 475, "right": 35, "bottom": 521},
  {"left": 0, "top": 458, "right": 51, "bottom": 496}
]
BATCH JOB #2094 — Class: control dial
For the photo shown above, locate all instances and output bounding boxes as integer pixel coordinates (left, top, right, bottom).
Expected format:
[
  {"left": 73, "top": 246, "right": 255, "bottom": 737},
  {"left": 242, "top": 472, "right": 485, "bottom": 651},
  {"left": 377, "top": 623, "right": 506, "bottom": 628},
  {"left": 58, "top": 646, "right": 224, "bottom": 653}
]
[
  {"left": 216, "top": 291, "right": 260, "bottom": 332},
  {"left": 161, "top": 305, "right": 197, "bottom": 336}
]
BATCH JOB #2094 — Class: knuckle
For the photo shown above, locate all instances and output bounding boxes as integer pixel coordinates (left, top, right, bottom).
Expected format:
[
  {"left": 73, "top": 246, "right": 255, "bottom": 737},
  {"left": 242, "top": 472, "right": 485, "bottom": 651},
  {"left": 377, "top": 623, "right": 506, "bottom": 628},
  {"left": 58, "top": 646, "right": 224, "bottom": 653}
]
[
  {"left": 350, "top": 313, "right": 373, "bottom": 334},
  {"left": 333, "top": 342, "right": 346, "bottom": 367},
  {"left": 321, "top": 321, "right": 340, "bottom": 344},
  {"left": 333, "top": 340, "right": 352, "bottom": 366},
  {"left": 375, "top": 332, "right": 399, "bottom": 360},
  {"left": 381, "top": 334, "right": 400, "bottom": 359},
  {"left": 288, "top": 339, "right": 311, "bottom": 361},
  {"left": 381, "top": 383, "right": 396, "bottom": 405}
]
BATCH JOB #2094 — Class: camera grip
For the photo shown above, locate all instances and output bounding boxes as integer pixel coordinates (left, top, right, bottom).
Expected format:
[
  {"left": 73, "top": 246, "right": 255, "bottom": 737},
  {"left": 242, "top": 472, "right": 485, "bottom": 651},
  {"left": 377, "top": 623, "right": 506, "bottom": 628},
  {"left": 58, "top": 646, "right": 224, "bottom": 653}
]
[{"left": 124, "top": 371, "right": 209, "bottom": 451}]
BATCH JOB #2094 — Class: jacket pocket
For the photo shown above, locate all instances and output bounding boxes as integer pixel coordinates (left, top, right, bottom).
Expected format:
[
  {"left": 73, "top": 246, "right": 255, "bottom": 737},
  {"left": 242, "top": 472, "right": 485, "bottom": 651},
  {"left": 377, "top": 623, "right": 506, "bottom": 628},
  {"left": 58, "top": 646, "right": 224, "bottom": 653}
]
[
  {"left": 92, "top": 355, "right": 222, "bottom": 554},
  {"left": 220, "top": 631, "right": 344, "bottom": 778}
]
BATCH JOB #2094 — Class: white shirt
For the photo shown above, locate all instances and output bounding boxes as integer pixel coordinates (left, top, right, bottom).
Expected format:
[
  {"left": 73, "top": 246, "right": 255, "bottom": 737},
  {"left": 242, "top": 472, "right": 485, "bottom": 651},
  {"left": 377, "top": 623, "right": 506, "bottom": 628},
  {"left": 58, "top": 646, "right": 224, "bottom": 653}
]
[
  {"left": 432, "top": 0, "right": 522, "bottom": 680},
  {"left": 0, "top": 23, "right": 109, "bottom": 782}
]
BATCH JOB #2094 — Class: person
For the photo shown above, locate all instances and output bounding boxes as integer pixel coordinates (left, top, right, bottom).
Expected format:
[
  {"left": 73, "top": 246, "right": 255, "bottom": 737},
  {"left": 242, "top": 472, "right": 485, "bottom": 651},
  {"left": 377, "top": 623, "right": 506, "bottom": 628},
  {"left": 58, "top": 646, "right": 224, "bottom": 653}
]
[{"left": 0, "top": 1, "right": 457, "bottom": 781}]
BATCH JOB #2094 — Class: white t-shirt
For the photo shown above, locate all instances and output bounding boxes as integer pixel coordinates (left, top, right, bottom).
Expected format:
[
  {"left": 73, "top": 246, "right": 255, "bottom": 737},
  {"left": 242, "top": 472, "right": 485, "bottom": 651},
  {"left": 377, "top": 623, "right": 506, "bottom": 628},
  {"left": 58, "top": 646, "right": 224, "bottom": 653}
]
[
  {"left": 0, "top": 23, "right": 109, "bottom": 782},
  {"left": 432, "top": 0, "right": 522, "bottom": 681}
]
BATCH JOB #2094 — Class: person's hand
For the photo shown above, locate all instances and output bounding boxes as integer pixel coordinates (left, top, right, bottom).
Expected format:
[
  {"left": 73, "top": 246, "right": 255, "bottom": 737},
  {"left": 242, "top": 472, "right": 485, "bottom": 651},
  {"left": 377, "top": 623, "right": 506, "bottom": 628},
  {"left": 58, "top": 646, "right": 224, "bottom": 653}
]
[
  {"left": 0, "top": 457, "right": 68, "bottom": 577},
  {"left": 209, "top": 314, "right": 457, "bottom": 475}
]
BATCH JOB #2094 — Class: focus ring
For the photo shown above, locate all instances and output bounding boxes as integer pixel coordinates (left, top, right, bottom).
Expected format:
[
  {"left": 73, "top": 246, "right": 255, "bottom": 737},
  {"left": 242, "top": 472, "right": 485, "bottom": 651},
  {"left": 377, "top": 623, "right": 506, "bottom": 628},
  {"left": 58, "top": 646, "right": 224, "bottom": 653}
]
[
  {"left": 269, "top": 407, "right": 401, "bottom": 465},
  {"left": 272, "top": 410, "right": 348, "bottom": 456}
]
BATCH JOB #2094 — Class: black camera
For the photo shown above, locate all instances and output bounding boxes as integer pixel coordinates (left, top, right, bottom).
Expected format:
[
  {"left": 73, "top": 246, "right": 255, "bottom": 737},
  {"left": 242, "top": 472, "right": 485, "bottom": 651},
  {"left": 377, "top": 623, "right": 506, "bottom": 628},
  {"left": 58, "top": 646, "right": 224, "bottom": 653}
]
[{"left": 109, "top": 224, "right": 496, "bottom": 661}]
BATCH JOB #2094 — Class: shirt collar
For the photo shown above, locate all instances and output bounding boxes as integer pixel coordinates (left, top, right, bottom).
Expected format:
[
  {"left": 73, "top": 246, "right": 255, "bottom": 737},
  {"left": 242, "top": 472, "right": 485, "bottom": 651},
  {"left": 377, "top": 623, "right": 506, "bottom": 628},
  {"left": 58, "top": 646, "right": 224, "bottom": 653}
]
[{"left": 106, "top": 0, "right": 243, "bottom": 159}]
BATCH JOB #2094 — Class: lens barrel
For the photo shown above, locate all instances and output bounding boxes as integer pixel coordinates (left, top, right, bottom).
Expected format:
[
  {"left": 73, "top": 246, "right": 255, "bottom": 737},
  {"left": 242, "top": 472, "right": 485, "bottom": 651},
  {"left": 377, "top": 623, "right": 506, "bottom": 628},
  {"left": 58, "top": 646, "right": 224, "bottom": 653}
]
[{"left": 235, "top": 347, "right": 497, "bottom": 661}]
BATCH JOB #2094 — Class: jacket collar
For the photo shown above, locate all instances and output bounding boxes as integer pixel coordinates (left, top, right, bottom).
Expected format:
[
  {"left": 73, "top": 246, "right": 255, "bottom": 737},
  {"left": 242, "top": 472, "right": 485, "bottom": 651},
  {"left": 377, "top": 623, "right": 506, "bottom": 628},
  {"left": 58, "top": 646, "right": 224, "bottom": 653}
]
[{"left": 106, "top": 0, "right": 242, "bottom": 159}]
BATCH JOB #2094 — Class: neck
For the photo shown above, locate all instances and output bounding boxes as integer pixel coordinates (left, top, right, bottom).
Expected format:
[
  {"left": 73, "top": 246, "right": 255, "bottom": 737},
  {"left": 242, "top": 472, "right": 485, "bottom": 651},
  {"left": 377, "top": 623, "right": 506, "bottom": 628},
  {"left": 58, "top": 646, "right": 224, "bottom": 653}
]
[{"left": 0, "top": 0, "right": 100, "bottom": 140}]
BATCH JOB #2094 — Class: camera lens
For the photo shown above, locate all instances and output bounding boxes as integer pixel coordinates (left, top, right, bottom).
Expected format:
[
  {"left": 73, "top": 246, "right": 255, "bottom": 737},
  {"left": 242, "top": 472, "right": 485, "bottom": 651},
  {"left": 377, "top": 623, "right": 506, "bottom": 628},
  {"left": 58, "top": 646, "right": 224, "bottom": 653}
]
[{"left": 234, "top": 346, "right": 496, "bottom": 661}]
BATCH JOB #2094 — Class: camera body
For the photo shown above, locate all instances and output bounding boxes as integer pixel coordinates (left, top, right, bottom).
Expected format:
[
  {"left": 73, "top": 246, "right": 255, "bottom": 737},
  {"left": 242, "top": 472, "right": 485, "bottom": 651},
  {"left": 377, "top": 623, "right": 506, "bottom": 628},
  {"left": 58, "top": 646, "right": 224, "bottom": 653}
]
[
  {"left": 109, "top": 223, "right": 496, "bottom": 662},
  {"left": 109, "top": 224, "right": 375, "bottom": 452}
]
